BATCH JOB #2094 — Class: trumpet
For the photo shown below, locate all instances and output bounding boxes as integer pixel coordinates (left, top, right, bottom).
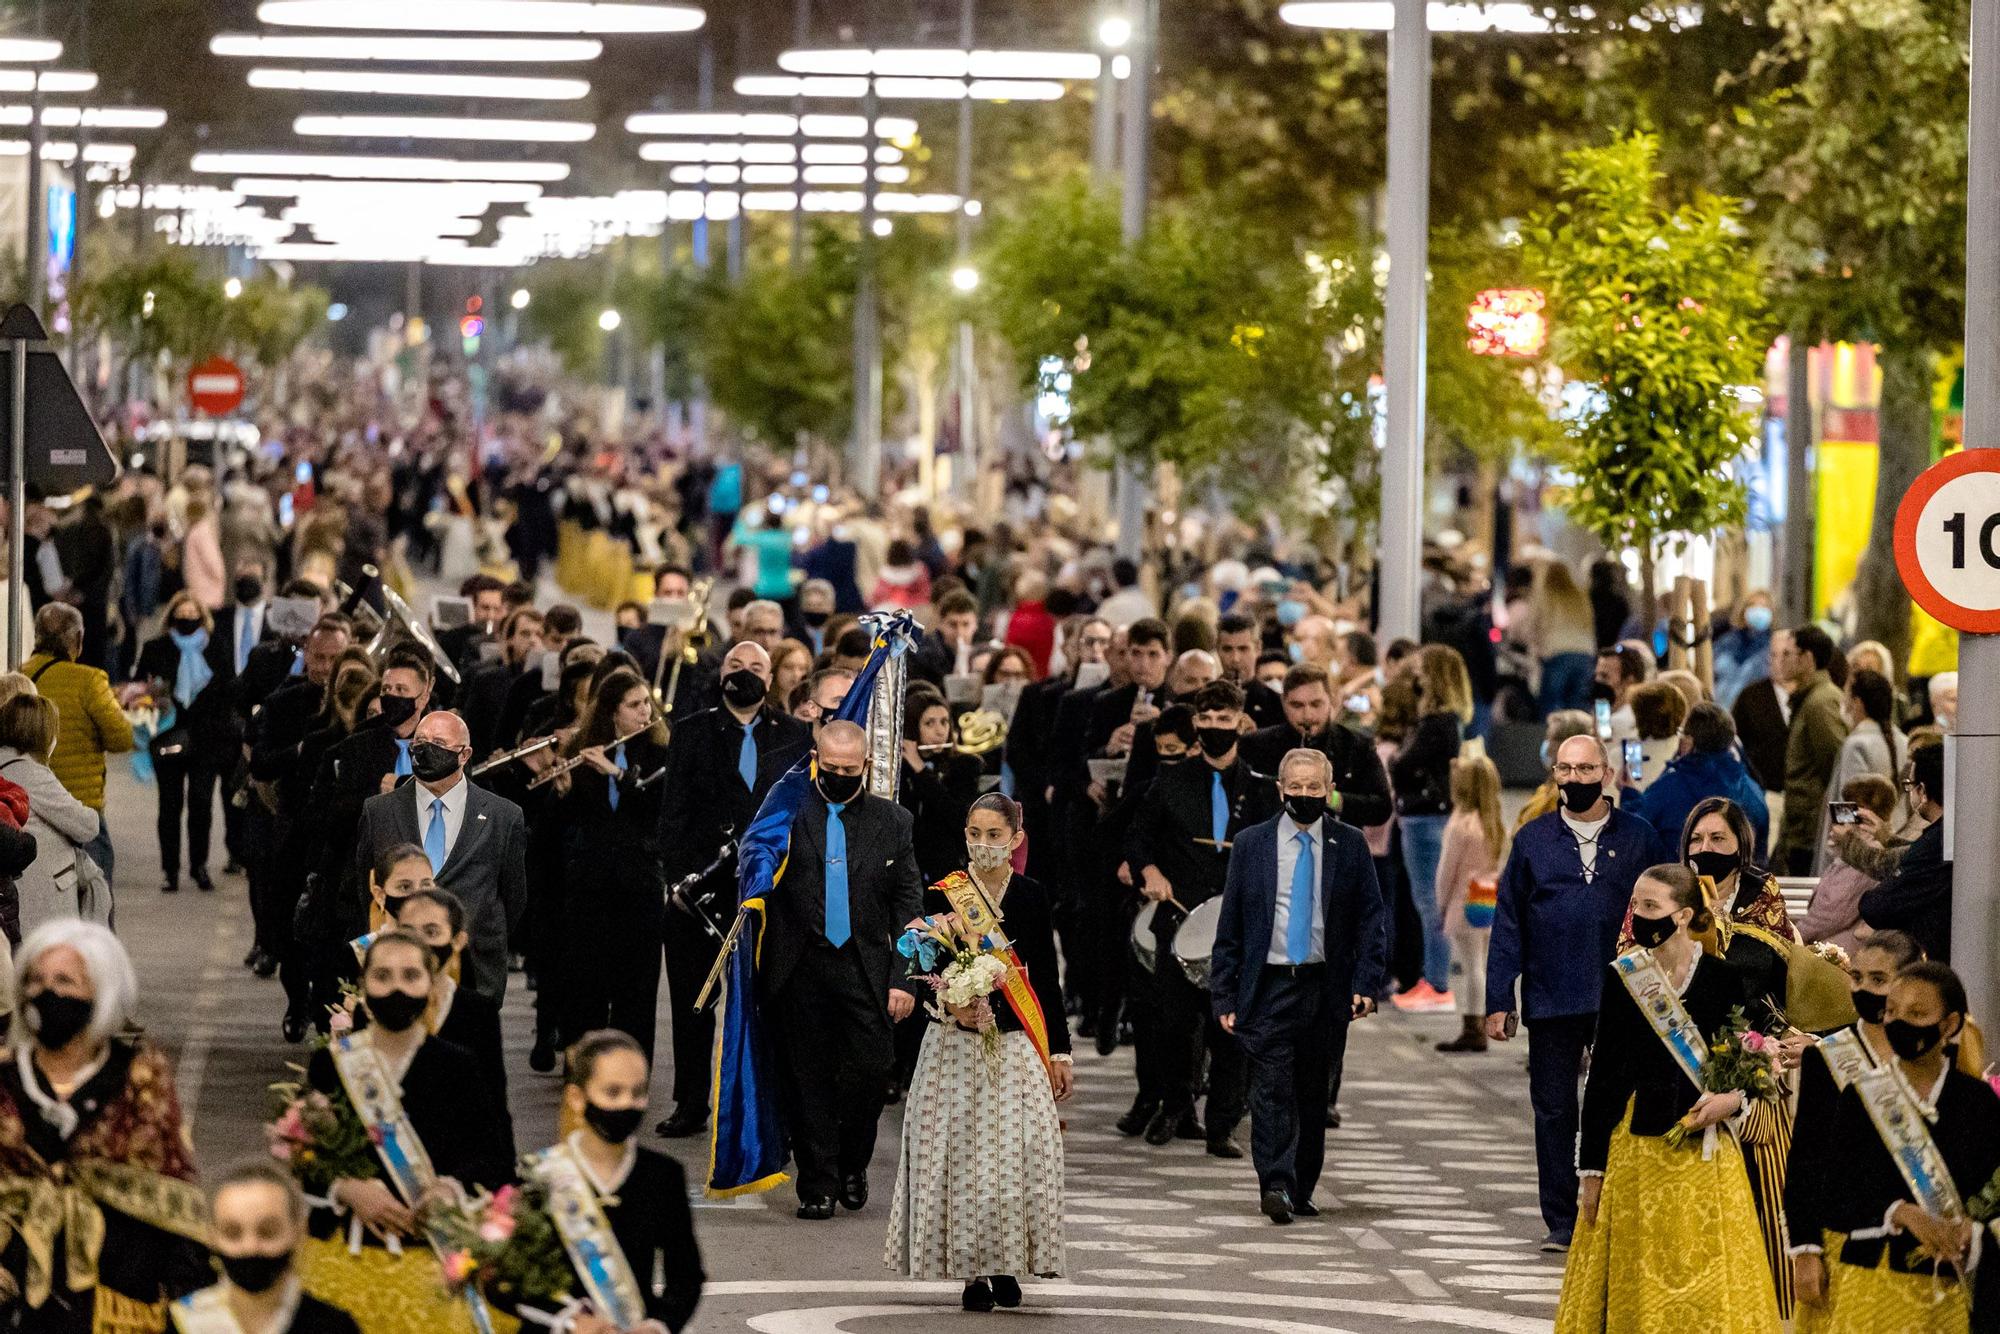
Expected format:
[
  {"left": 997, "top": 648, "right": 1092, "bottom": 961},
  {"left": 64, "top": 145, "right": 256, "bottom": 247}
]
[
  {"left": 468, "top": 734, "right": 559, "bottom": 778},
  {"left": 655, "top": 575, "right": 716, "bottom": 713},
  {"left": 526, "top": 724, "right": 661, "bottom": 790}
]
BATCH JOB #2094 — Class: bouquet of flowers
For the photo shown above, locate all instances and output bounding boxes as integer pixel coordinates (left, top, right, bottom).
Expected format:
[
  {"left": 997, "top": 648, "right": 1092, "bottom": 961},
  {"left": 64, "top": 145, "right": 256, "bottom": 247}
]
[
  {"left": 430, "top": 1180, "right": 575, "bottom": 1310},
  {"left": 266, "top": 1076, "right": 378, "bottom": 1197},
  {"left": 897, "top": 912, "right": 1013, "bottom": 1077},
  {"left": 1663, "top": 1006, "right": 1782, "bottom": 1150}
]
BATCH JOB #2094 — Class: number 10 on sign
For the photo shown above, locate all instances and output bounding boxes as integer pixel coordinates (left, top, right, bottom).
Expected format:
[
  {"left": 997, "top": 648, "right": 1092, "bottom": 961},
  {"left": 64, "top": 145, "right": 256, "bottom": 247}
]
[{"left": 1895, "top": 450, "right": 2000, "bottom": 633}]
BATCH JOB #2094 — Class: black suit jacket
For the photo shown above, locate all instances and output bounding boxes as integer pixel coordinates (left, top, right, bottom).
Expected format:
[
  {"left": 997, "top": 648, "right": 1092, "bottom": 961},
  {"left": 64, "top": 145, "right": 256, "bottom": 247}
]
[
  {"left": 1004, "top": 675, "right": 1069, "bottom": 798},
  {"left": 758, "top": 792, "right": 923, "bottom": 1001},
  {"left": 218, "top": 604, "right": 280, "bottom": 676},
  {"left": 135, "top": 632, "right": 237, "bottom": 752},
  {"left": 235, "top": 640, "right": 302, "bottom": 726},
  {"left": 1210, "top": 813, "right": 1387, "bottom": 1023},
  {"left": 351, "top": 780, "right": 530, "bottom": 1000},
  {"left": 1239, "top": 722, "right": 1393, "bottom": 828},
  {"left": 658, "top": 706, "right": 811, "bottom": 887},
  {"left": 1242, "top": 680, "right": 1285, "bottom": 731},
  {"left": 1127, "top": 754, "right": 1281, "bottom": 920},
  {"left": 1732, "top": 677, "right": 1790, "bottom": 792}
]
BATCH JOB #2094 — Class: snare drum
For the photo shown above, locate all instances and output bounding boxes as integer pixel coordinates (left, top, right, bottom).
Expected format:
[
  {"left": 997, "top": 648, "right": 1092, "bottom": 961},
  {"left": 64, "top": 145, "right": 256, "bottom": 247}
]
[
  {"left": 1173, "top": 898, "right": 1223, "bottom": 989},
  {"left": 1131, "top": 899, "right": 1159, "bottom": 973}
]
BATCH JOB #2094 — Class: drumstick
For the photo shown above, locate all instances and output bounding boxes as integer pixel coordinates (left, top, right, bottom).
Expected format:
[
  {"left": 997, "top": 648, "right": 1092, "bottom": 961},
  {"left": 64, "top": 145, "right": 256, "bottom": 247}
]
[{"left": 1194, "top": 837, "right": 1234, "bottom": 849}]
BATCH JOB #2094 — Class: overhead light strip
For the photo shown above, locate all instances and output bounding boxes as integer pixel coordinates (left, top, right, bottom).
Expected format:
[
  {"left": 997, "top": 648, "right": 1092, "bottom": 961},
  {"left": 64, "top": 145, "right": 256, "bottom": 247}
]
[
  {"left": 248, "top": 69, "right": 591, "bottom": 100},
  {"left": 193, "top": 151, "right": 571, "bottom": 182},
  {"left": 256, "top": 1, "right": 705, "bottom": 35},
  {"left": 211, "top": 34, "right": 603, "bottom": 62},
  {"left": 294, "top": 114, "right": 596, "bottom": 142}
]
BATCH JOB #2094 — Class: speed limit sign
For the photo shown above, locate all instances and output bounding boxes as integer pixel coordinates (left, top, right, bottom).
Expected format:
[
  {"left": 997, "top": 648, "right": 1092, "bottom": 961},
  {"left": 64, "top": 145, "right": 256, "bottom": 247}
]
[{"left": 1895, "top": 450, "right": 2000, "bottom": 632}]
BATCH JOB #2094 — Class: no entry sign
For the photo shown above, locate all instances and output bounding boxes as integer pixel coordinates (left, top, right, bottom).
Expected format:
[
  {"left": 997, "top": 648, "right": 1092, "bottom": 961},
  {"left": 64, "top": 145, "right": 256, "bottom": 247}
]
[
  {"left": 187, "top": 356, "right": 245, "bottom": 416},
  {"left": 1895, "top": 450, "right": 2000, "bottom": 633}
]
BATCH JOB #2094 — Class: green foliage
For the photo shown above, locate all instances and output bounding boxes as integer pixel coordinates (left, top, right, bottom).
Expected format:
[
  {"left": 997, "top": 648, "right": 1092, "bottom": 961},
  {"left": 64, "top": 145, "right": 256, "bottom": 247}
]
[
  {"left": 1522, "top": 134, "right": 1770, "bottom": 573},
  {"left": 699, "top": 225, "right": 859, "bottom": 450},
  {"left": 521, "top": 261, "right": 618, "bottom": 380},
  {"left": 68, "top": 243, "right": 327, "bottom": 373},
  {"left": 225, "top": 277, "right": 331, "bottom": 370}
]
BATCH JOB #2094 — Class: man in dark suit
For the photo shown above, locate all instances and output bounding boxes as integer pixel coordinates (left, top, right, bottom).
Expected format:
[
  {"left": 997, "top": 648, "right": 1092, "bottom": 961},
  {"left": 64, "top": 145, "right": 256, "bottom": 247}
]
[
  {"left": 351, "top": 709, "right": 528, "bottom": 1002},
  {"left": 759, "top": 720, "right": 923, "bottom": 1220},
  {"left": 1217, "top": 613, "right": 1285, "bottom": 731},
  {"left": 307, "top": 647, "right": 434, "bottom": 896},
  {"left": 655, "top": 639, "right": 811, "bottom": 1137},
  {"left": 909, "top": 588, "right": 980, "bottom": 688},
  {"left": 1239, "top": 663, "right": 1393, "bottom": 829},
  {"left": 460, "top": 606, "right": 543, "bottom": 760},
  {"left": 1126, "top": 679, "right": 1279, "bottom": 1155},
  {"left": 434, "top": 573, "right": 507, "bottom": 677},
  {"left": 1211, "top": 747, "right": 1386, "bottom": 1224}
]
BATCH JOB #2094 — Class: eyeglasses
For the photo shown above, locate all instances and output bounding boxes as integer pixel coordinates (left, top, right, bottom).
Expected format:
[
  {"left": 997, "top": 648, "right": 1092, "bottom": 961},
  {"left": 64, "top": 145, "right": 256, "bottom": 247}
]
[{"left": 1551, "top": 763, "right": 1604, "bottom": 779}]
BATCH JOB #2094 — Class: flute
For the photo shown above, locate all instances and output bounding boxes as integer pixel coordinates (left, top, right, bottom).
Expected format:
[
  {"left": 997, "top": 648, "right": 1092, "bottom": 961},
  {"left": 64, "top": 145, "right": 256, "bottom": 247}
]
[
  {"left": 468, "top": 734, "right": 559, "bottom": 778},
  {"left": 526, "top": 724, "right": 659, "bottom": 790}
]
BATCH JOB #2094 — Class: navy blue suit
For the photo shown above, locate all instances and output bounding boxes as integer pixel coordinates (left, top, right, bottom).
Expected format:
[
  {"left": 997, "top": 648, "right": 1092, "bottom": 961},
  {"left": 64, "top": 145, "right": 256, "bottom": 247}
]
[
  {"left": 1483, "top": 804, "right": 1666, "bottom": 1241},
  {"left": 1210, "top": 814, "right": 1386, "bottom": 1203}
]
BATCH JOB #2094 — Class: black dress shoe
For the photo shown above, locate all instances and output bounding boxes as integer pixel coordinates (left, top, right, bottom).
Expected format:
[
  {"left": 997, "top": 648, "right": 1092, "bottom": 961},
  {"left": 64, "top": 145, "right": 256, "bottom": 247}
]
[
  {"left": 1075, "top": 1013, "right": 1098, "bottom": 1039},
  {"left": 1294, "top": 1200, "right": 1321, "bottom": 1218},
  {"left": 191, "top": 868, "right": 215, "bottom": 892},
  {"left": 281, "top": 1010, "right": 308, "bottom": 1044},
  {"left": 656, "top": 1106, "right": 708, "bottom": 1138},
  {"left": 223, "top": 858, "right": 243, "bottom": 876},
  {"left": 1261, "top": 1188, "right": 1295, "bottom": 1225},
  {"left": 1206, "top": 1137, "right": 1244, "bottom": 1159},
  {"left": 528, "top": 1040, "right": 557, "bottom": 1074},
  {"left": 242, "top": 946, "right": 260, "bottom": 968},
  {"left": 989, "top": 1275, "right": 1022, "bottom": 1308},
  {"left": 1143, "top": 1109, "right": 1176, "bottom": 1146},
  {"left": 1172, "top": 1110, "right": 1204, "bottom": 1141},
  {"left": 1325, "top": 1106, "right": 1343, "bottom": 1129},
  {"left": 251, "top": 950, "right": 278, "bottom": 978},
  {"left": 160, "top": 879, "right": 180, "bottom": 894},
  {"left": 796, "top": 1198, "right": 836, "bottom": 1221},
  {"left": 839, "top": 1175, "right": 869, "bottom": 1211},
  {"left": 961, "top": 1279, "right": 995, "bottom": 1312},
  {"left": 1116, "top": 1101, "right": 1158, "bottom": 1137}
]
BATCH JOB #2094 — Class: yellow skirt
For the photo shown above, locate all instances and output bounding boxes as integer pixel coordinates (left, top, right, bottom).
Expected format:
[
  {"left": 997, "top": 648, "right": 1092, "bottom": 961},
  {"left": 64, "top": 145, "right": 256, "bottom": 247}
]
[
  {"left": 1820, "top": 1249, "right": 1969, "bottom": 1334},
  {"left": 1554, "top": 1112, "right": 1783, "bottom": 1334},
  {"left": 299, "top": 1236, "right": 518, "bottom": 1334},
  {"left": 1794, "top": 1231, "right": 1844, "bottom": 1334}
]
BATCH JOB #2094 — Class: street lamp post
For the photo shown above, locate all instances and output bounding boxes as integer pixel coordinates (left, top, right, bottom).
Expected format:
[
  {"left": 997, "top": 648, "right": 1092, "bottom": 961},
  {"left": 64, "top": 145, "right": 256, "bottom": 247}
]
[
  {"left": 851, "top": 5, "right": 884, "bottom": 496},
  {"left": 1113, "top": 0, "right": 1156, "bottom": 562},
  {"left": 1378, "top": 0, "right": 1431, "bottom": 644},
  {"left": 954, "top": 0, "right": 977, "bottom": 504}
]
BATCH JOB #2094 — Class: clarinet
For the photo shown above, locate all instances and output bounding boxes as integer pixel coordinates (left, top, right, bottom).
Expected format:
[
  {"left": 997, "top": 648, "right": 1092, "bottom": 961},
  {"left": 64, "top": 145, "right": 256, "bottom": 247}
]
[{"left": 667, "top": 833, "right": 738, "bottom": 940}]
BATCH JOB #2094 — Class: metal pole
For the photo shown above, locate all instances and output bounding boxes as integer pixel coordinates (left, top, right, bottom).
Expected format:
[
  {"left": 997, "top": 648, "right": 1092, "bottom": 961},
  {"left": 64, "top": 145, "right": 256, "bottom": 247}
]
[
  {"left": 1377, "top": 0, "right": 1430, "bottom": 644},
  {"left": 1780, "top": 332, "right": 1816, "bottom": 625},
  {"left": 851, "top": 56, "right": 882, "bottom": 496},
  {"left": 1113, "top": 0, "right": 1155, "bottom": 561},
  {"left": 25, "top": 104, "right": 45, "bottom": 316},
  {"left": 1953, "top": 0, "right": 2000, "bottom": 1038},
  {"left": 955, "top": 0, "right": 976, "bottom": 500},
  {"left": 7, "top": 337, "right": 25, "bottom": 668},
  {"left": 790, "top": 0, "right": 810, "bottom": 270},
  {"left": 694, "top": 37, "right": 713, "bottom": 271},
  {"left": 1090, "top": 7, "right": 1121, "bottom": 186}
]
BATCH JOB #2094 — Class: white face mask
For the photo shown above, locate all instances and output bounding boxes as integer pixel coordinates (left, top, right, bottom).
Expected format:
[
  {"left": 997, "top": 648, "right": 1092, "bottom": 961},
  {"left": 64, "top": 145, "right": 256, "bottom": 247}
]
[{"left": 966, "top": 841, "right": 1013, "bottom": 871}]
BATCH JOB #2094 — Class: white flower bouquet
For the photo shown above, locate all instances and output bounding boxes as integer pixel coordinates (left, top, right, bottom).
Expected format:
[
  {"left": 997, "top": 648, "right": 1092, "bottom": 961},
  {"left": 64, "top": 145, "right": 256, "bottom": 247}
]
[{"left": 898, "top": 912, "right": 1014, "bottom": 1078}]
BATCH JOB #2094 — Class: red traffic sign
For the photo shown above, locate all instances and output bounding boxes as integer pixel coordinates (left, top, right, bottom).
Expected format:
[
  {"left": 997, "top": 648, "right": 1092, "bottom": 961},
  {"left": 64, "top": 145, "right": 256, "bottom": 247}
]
[
  {"left": 1895, "top": 449, "right": 2000, "bottom": 633},
  {"left": 187, "top": 356, "right": 245, "bottom": 416}
]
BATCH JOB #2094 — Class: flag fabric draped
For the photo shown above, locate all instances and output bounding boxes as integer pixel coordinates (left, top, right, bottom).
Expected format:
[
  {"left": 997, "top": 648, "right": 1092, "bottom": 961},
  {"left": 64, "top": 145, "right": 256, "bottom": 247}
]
[{"left": 706, "top": 612, "right": 917, "bottom": 1197}]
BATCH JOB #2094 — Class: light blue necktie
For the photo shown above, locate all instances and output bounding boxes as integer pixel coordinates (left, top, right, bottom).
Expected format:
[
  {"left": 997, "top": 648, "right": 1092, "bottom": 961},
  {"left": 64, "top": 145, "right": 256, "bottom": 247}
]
[
  {"left": 425, "top": 797, "right": 447, "bottom": 874},
  {"left": 394, "top": 738, "right": 412, "bottom": 778},
  {"left": 287, "top": 648, "right": 304, "bottom": 677},
  {"left": 1211, "top": 771, "right": 1228, "bottom": 845},
  {"left": 608, "top": 743, "right": 627, "bottom": 811},
  {"left": 824, "top": 802, "right": 850, "bottom": 947},
  {"left": 238, "top": 610, "right": 257, "bottom": 673},
  {"left": 738, "top": 721, "right": 757, "bottom": 788},
  {"left": 1288, "top": 829, "right": 1316, "bottom": 964}
]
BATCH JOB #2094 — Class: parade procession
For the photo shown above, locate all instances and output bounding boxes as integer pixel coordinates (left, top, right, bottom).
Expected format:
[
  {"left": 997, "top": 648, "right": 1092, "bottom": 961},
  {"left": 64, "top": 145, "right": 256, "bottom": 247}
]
[{"left": 4, "top": 0, "right": 2000, "bottom": 1332}]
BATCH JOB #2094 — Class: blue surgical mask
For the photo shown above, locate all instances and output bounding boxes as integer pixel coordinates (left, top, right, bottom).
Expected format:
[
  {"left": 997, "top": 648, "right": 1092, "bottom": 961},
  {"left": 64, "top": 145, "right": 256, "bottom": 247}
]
[
  {"left": 1539, "top": 738, "right": 1552, "bottom": 767},
  {"left": 1288, "top": 641, "right": 1306, "bottom": 664},
  {"left": 1744, "top": 605, "right": 1773, "bottom": 633},
  {"left": 1277, "top": 599, "right": 1307, "bottom": 628}
]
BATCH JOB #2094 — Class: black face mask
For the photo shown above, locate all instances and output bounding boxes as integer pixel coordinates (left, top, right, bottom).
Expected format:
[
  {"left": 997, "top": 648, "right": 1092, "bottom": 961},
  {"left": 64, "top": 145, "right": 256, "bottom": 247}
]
[
  {"left": 429, "top": 942, "right": 456, "bottom": 973},
  {"left": 1629, "top": 911, "right": 1679, "bottom": 950},
  {"left": 818, "top": 770, "right": 864, "bottom": 806},
  {"left": 168, "top": 617, "right": 203, "bottom": 636},
  {"left": 583, "top": 1102, "right": 645, "bottom": 1145},
  {"left": 218, "top": 1252, "right": 290, "bottom": 1294},
  {"left": 1283, "top": 793, "right": 1327, "bottom": 826},
  {"left": 1852, "top": 987, "right": 1889, "bottom": 1025},
  {"left": 376, "top": 694, "right": 419, "bottom": 730},
  {"left": 409, "top": 740, "right": 462, "bottom": 783},
  {"left": 1885, "top": 1018, "right": 1951, "bottom": 1062},
  {"left": 365, "top": 989, "right": 428, "bottom": 1033},
  {"left": 802, "top": 609, "right": 830, "bottom": 628},
  {"left": 234, "top": 575, "right": 265, "bottom": 605},
  {"left": 1589, "top": 680, "right": 1617, "bottom": 705},
  {"left": 27, "top": 991, "right": 92, "bottom": 1049},
  {"left": 1688, "top": 850, "right": 1738, "bottom": 884},
  {"left": 1196, "top": 726, "right": 1239, "bottom": 759},
  {"left": 722, "top": 669, "right": 768, "bottom": 709},
  {"left": 1559, "top": 781, "right": 1604, "bottom": 814}
]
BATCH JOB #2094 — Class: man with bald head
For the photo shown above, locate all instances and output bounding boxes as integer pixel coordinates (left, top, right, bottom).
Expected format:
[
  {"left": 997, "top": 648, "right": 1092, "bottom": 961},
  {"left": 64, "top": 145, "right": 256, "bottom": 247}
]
[
  {"left": 760, "top": 719, "right": 924, "bottom": 1220},
  {"left": 351, "top": 708, "right": 528, "bottom": 1003},
  {"left": 652, "top": 637, "right": 813, "bottom": 1138},
  {"left": 1482, "top": 732, "right": 1667, "bottom": 1252}
]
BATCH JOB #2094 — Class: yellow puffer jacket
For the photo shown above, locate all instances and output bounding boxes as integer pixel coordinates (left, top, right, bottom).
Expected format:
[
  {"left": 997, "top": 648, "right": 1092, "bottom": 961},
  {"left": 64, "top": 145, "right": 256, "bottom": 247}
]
[{"left": 20, "top": 653, "right": 136, "bottom": 811}]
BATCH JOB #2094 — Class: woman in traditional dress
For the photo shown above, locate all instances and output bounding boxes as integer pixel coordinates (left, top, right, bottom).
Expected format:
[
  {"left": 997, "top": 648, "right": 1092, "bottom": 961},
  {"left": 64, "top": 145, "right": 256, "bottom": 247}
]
[
  {"left": 0, "top": 920, "right": 210, "bottom": 1333},
  {"left": 886, "top": 793, "right": 1072, "bottom": 1313},
  {"left": 510, "top": 1031, "right": 705, "bottom": 1334},
  {"left": 175, "top": 1160, "right": 360, "bottom": 1334},
  {"left": 295, "top": 930, "right": 513, "bottom": 1331},
  {"left": 389, "top": 888, "right": 512, "bottom": 1160},
  {"left": 1682, "top": 797, "right": 1799, "bottom": 939},
  {"left": 1553, "top": 864, "right": 1782, "bottom": 1333},
  {"left": 1785, "top": 930, "right": 1924, "bottom": 1331},
  {"left": 1791, "top": 962, "right": 2000, "bottom": 1334}
]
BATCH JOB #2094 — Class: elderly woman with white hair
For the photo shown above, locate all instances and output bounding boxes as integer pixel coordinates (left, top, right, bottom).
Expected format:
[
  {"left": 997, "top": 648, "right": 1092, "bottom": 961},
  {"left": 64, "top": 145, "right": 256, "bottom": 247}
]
[{"left": 0, "top": 919, "right": 210, "bottom": 1333}]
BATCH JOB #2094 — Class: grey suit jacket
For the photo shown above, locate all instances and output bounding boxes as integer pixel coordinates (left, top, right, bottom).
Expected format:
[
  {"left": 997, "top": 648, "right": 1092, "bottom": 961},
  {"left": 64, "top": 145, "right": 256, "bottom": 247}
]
[{"left": 352, "top": 778, "right": 528, "bottom": 1001}]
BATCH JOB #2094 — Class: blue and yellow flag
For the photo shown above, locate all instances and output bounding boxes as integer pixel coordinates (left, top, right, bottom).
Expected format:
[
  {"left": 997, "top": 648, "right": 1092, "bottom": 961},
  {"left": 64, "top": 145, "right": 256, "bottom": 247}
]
[{"left": 706, "top": 612, "right": 917, "bottom": 1197}]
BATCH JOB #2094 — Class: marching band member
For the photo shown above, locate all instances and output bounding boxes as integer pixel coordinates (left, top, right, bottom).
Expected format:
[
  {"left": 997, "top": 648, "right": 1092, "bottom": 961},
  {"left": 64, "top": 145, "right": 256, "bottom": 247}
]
[
  {"left": 1554, "top": 864, "right": 1782, "bottom": 1332},
  {"left": 173, "top": 1162, "right": 360, "bottom": 1334},
  {"left": 886, "top": 793, "right": 1072, "bottom": 1312}
]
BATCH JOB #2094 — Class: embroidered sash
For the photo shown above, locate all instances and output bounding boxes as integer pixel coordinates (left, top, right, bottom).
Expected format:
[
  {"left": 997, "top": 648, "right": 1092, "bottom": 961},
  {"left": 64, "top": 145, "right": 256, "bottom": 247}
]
[
  {"left": 523, "top": 1143, "right": 646, "bottom": 1329},
  {"left": 1612, "top": 949, "right": 1709, "bottom": 1090},
  {"left": 1853, "top": 1065, "right": 1963, "bottom": 1220},
  {"left": 329, "top": 1033, "right": 496, "bottom": 1334},
  {"left": 168, "top": 1285, "right": 240, "bottom": 1334},
  {"left": 936, "top": 871, "right": 1052, "bottom": 1072},
  {"left": 1818, "top": 1027, "right": 1879, "bottom": 1091}
]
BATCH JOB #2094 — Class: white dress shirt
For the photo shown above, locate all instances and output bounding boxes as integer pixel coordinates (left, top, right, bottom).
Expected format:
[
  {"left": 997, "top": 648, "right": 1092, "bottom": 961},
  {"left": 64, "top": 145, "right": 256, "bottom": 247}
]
[
  {"left": 1269, "top": 814, "right": 1326, "bottom": 965},
  {"left": 413, "top": 774, "right": 470, "bottom": 866}
]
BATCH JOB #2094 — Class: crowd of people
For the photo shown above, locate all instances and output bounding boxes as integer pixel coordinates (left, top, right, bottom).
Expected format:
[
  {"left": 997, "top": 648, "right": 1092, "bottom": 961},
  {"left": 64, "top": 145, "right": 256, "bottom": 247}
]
[{"left": 0, "top": 420, "right": 1989, "bottom": 1333}]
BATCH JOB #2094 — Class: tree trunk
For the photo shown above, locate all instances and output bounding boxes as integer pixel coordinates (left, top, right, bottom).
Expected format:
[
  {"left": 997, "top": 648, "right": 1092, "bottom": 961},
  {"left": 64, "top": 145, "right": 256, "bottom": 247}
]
[
  {"left": 1638, "top": 546, "right": 1657, "bottom": 644},
  {"left": 1851, "top": 344, "right": 1934, "bottom": 664}
]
